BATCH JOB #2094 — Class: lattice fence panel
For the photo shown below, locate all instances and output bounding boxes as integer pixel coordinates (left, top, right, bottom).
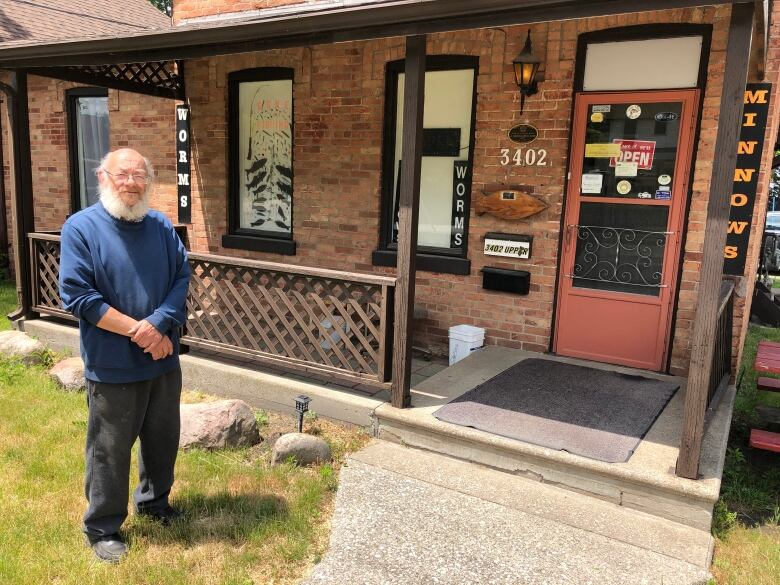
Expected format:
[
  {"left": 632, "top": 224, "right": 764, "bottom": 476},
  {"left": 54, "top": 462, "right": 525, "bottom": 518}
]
[
  {"left": 185, "top": 256, "right": 388, "bottom": 379},
  {"left": 67, "top": 61, "right": 183, "bottom": 97},
  {"left": 29, "top": 235, "right": 75, "bottom": 320},
  {"left": 27, "top": 236, "right": 393, "bottom": 385}
]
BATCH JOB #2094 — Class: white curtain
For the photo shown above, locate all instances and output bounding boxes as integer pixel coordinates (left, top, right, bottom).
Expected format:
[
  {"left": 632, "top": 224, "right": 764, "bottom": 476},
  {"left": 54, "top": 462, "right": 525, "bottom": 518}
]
[{"left": 76, "top": 97, "right": 110, "bottom": 208}]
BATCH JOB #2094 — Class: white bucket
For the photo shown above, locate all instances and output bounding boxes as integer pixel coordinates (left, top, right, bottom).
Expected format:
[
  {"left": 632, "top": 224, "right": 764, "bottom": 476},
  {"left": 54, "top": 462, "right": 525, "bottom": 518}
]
[{"left": 448, "top": 324, "right": 485, "bottom": 366}]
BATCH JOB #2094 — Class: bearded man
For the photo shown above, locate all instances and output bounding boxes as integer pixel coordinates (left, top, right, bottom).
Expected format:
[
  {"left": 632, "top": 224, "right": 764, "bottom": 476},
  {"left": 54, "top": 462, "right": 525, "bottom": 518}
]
[{"left": 59, "top": 148, "right": 191, "bottom": 563}]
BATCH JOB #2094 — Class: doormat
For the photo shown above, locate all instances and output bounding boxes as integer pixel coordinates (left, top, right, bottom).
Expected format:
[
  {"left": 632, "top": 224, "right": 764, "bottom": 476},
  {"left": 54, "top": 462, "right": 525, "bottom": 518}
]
[{"left": 433, "top": 358, "right": 679, "bottom": 463}]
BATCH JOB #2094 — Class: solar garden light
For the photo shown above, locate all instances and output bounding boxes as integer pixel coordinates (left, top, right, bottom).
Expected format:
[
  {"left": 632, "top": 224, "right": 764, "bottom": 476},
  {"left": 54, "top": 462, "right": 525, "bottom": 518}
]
[{"left": 295, "top": 395, "right": 311, "bottom": 433}]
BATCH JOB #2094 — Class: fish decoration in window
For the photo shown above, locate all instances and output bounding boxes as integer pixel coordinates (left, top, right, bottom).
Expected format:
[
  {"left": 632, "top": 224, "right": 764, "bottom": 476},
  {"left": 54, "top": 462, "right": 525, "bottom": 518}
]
[{"left": 244, "top": 81, "right": 292, "bottom": 234}]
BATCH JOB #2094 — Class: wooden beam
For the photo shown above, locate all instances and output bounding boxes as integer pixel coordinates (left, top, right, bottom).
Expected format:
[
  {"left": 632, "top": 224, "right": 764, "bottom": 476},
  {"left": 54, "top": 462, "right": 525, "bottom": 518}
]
[
  {"left": 0, "top": 73, "right": 36, "bottom": 322},
  {"left": 28, "top": 65, "right": 184, "bottom": 100},
  {"left": 391, "top": 35, "right": 426, "bottom": 409},
  {"left": 676, "top": 2, "right": 754, "bottom": 479},
  {"left": 0, "top": 102, "right": 8, "bottom": 273},
  {"left": 0, "top": 0, "right": 748, "bottom": 68},
  {"left": 754, "top": 0, "right": 769, "bottom": 79}
]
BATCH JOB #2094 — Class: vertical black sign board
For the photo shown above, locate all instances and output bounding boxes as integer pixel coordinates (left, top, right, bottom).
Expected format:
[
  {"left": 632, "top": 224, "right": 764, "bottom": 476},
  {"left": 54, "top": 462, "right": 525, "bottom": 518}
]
[
  {"left": 450, "top": 161, "right": 469, "bottom": 249},
  {"left": 176, "top": 104, "right": 192, "bottom": 224},
  {"left": 723, "top": 83, "right": 772, "bottom": 275}
]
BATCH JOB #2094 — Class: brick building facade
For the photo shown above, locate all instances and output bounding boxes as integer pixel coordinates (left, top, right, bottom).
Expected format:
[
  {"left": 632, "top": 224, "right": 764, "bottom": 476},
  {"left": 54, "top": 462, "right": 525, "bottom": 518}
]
[{"left": 2, "top": 0, "right": 779, "bottom": 379}]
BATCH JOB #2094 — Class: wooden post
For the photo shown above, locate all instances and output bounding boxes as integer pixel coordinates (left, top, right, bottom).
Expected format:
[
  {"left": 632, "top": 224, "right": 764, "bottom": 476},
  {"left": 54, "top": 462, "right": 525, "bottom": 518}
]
[
  {"left": 0, "top": 72, "right": 36, "bottom": 322},
  {"left": 676, "top": 2, "right": 754, "bottom": 479},
  {"left": 0, "top": 101, "right": 8, "bottom": 271},
  {"left": 391, "top": 35, "right": 426, "bottom": 408}
]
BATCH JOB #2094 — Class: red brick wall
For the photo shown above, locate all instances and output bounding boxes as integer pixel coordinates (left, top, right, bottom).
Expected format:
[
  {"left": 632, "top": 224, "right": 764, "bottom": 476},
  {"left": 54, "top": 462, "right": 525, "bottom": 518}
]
[
  {"left": 5, "top": 3, "right": 779, "bottom": 379},
  {"left": 107, "top": 90, "right": 178, "bottom": 219},
  {"left": 0, "top": 75, "right": 176, "bottom": 274},
  {"left": 174, "top": 0, "right": 321, "bottom": 23},
  {"left": 179, "top": 6, "right": 753, "bottom": 375}
]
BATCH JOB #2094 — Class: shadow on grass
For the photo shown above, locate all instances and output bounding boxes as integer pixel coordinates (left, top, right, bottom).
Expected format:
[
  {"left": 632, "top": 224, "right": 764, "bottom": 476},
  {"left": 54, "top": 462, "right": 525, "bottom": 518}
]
[{"left": 128, "top": 491, "right": 289, "bottom": 545}]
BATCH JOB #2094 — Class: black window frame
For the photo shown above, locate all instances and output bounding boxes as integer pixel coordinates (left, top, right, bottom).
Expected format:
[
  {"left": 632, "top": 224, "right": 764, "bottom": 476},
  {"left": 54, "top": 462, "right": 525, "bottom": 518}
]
[
  {"left": 372, "top": 55, "right": 479, "bottom": 276},
  {"left": 66, "top": 87, "right": 109, "bottom": 213},
  {"left": 223, "top": 67, "right": 297, "bottom": 255}
]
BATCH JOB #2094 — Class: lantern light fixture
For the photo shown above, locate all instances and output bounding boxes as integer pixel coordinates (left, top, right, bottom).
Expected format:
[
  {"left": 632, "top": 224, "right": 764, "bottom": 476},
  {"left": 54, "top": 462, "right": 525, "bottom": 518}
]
[
  {"left": 295, "top": 395, "right": 311, "bottom": 433},
  {"left": 513, "top": 29, "right": 542, "bottom": 114}
]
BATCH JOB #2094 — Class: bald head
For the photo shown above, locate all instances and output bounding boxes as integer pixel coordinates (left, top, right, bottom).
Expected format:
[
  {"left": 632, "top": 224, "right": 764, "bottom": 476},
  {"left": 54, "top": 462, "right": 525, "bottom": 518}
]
[{"left": 97, "top": 148, "right": 154, "bottom": 221}]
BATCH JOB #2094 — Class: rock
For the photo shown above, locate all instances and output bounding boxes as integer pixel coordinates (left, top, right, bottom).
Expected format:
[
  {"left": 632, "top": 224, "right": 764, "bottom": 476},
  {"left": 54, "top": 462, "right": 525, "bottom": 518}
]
[
  {"left": 49, "top": 357, "right": 85, "bottom": 391},
  {"left": 271, "top": 432, "right": 332, "bottom": 466},
  {"left": 0, "top": 330, "right": 46, "bottom": 364},
  {"left": 179, "top": 399, "right": 261, "bottom": 450}
]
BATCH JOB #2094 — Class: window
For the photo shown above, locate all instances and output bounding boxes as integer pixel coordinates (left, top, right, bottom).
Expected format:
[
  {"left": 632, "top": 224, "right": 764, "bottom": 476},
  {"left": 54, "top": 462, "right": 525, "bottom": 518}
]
[
  {"left": 373, "top": 56, "right": 478, "bottom": 275},
  {"left": 67, "top": 88, "right": 109, "bottom": 211},
  {"left": 224, "top": 68, "right": 296, "bottom": 255}
]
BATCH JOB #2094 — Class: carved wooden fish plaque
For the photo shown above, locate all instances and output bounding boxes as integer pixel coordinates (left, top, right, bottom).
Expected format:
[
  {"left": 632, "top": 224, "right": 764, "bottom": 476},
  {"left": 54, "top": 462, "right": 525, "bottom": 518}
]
[{"left": 476, "top": 189, "right": 547, "bottom": 220}]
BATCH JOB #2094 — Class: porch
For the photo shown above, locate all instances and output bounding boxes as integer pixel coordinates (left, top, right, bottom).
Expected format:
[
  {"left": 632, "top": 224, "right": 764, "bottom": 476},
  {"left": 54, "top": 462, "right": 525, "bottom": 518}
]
[
  {"left": 22, "top": 310, "right": 733, "bottom": 570},
  {"left": 26, "top": 230, "right": 735, "bottom": 532},
  {"left": 0, "top": 0, "right": 769, "bottom": 498}
]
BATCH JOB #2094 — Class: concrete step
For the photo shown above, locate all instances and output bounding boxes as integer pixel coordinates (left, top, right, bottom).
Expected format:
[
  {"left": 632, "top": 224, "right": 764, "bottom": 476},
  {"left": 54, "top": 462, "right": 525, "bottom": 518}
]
[
  {"left": 351, "top": 441, "right": 713, "bottom": 569},
  {"left": 305, "top": 441, "right": 711, "bottom": 584},
  {"left": 376, "top": 404, "right": 719, "bottom": 532},
  {"left": 372, "top": 346, "right": 735, "bottom": 534}
]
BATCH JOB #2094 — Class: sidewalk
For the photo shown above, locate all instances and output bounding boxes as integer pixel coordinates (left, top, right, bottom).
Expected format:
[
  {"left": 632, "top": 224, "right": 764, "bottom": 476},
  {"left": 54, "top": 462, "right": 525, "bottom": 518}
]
[{"left": 304, "top": 441, "right": 711, "bottom": 585}]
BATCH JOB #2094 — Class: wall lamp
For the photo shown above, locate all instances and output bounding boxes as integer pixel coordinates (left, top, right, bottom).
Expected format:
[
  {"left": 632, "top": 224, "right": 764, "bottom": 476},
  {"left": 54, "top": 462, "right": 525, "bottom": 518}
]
[{"left": 513, "top": 29, "right": 542, "bottom": 114}]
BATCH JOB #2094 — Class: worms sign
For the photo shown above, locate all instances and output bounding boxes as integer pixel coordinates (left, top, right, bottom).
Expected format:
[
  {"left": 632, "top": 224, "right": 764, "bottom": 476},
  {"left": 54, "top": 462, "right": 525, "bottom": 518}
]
[
  {"left": 176, "top": 104, "right": 192, "bottom": 224},
  {"left": 723, "top": 83, "right": 772, "bottom": 275}
]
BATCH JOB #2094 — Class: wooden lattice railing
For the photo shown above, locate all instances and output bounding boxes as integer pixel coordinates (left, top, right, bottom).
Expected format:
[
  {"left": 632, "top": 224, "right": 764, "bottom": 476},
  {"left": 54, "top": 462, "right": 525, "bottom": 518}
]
[
  {"left": 28, "top": 234, "right": 396, "bottom": 387},
  {"left": 707, "top": 280, "right": 735, "bottom": 407},
  {"left": 29, "top": 232, "right": 77, "bottom": 322},
  {"left": 184, "top": 253, "right": 395, "bottom": 386}
]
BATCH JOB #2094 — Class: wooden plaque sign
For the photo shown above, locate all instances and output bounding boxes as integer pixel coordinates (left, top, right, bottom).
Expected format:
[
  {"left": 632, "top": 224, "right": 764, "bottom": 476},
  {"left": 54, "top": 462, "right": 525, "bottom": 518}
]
[
  {"left": 508, "top": 123, "right": 538, "bottom": 144},
  {"left": 476, "top": 189, "right": 547, "bottom": 220}
]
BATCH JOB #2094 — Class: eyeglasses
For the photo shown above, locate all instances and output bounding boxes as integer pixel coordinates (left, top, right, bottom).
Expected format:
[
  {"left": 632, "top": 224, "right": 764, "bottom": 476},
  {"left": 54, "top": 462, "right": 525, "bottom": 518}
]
[{"left": 101, "top": 169, "right": 151, "bottom": 184}]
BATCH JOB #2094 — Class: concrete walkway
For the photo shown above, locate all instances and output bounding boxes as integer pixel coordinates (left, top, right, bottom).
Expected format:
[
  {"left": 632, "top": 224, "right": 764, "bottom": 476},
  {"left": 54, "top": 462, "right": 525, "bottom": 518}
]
[{"left": 304, "top": 441, "right": 711, "bottom": 585}]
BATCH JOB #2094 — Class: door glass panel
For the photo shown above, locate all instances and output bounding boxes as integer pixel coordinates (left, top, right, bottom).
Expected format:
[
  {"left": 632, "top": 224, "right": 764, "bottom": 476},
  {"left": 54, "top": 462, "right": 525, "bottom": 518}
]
[
  {"left": 572, "top": 203, "right": 670, "bottom": 296},
  {"left": 580, "top": 101, "right": 682, "bottom": 200}
]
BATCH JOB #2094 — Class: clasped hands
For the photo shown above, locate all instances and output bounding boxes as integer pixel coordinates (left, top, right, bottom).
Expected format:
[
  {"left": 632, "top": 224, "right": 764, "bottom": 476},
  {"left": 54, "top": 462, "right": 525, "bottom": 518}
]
[{"left": 129, "top": 319, "right": 172, "bottom": 360}]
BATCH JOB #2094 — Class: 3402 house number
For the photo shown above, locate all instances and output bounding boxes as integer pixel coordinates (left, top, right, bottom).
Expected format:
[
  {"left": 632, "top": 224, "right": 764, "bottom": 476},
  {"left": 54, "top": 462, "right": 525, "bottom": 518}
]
[{"left": 500, "top": 148, "right": 548, "bottom": 167}]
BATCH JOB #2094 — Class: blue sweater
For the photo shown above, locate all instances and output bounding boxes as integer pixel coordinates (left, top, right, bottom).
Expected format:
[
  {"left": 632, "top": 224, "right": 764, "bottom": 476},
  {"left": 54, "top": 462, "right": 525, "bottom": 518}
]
[{"left": 59, "top": 203, "right": 191, "bottom": 383}]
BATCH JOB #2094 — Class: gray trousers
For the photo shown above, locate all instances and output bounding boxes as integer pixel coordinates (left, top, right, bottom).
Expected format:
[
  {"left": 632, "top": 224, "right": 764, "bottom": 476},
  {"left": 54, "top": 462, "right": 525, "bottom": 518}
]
[{"left": 83, "top": 367, "right": 182, "bottom": 542}]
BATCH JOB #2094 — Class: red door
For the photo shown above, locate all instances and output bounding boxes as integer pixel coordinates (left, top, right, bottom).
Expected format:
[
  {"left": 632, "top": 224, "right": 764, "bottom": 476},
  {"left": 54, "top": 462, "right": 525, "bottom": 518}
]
[{"left": 554, "top": 90, "right": 698, "bottom": 371}]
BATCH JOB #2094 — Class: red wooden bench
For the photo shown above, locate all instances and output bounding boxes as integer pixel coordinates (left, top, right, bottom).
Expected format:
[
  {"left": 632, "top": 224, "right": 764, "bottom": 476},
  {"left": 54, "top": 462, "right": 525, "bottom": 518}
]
[
  {"left": 751, "top": 342, "right": 780, "bottom": 453},
  {"left": 754, "top": 341, "right": 780, "bottom": 374},
  {"left": 757, "top": 377, "right": 780, "bottom": 392},
  {"left": 749, "top": 429, "right": 780, "bottom": 453}
]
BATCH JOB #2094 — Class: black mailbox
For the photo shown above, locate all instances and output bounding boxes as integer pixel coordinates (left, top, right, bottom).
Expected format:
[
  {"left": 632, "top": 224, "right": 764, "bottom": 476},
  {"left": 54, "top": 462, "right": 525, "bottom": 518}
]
[{"left": 481, "top": 267, "right": 531, "bottom": 295}]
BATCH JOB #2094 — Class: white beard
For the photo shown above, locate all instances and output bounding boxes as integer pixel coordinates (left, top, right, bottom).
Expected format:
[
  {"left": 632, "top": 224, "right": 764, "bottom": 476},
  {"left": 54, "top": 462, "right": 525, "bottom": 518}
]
[{"left": 99, "top": 185, "right": 149, "bottom": 222}]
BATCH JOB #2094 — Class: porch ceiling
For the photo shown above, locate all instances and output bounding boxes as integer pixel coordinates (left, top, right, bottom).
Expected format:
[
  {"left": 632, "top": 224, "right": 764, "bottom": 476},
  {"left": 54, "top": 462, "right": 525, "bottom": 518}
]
[{"left": 0, "top": 0, "right": 749, "bottom": 68}]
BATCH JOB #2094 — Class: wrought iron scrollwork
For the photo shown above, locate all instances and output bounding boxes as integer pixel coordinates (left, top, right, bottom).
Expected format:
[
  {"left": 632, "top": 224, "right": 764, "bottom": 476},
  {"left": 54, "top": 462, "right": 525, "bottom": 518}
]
[{"left": 567, "top": 224, "right": 671, "bottom": 288}]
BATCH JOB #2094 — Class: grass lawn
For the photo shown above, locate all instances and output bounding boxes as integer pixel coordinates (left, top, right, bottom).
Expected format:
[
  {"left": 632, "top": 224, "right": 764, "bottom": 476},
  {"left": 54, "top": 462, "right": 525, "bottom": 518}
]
[
  {"left": 710, "top": 324, "right": 780, "bottom": 585},
  {"left": 0, "top": 279, "right": 369, "bottom": 584}
]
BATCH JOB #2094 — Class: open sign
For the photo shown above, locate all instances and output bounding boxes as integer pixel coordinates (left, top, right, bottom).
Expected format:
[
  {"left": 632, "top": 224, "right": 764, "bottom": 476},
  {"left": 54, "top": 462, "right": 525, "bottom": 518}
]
[{"left": 609, "top": 139, "right": 656, "bottom": 170}]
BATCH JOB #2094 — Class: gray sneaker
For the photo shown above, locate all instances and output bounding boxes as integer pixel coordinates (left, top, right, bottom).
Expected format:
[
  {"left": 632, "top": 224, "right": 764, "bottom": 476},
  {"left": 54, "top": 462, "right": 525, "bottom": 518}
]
[{"left": 90, "top": 536, "right": 128, "bottom": 563}]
